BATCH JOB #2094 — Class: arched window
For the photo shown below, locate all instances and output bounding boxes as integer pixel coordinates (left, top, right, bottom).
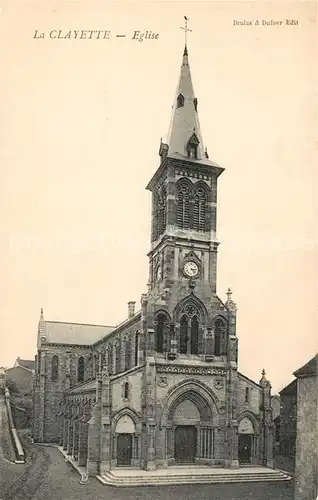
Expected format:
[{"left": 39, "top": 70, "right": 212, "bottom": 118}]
[
  {"left": 190, "top": 316, "right": 199, "bottom": 354},
  {"left": 245, "top": 387, "right": 250, "bottom": 403},
  {"left": 176, "top": 185, "right": 190, "bottom": 229},
  {"left": 125, "top": 340, "right": 131, "bottom": 371},
  {"left": 108, "top": 346, "right": 113, "bottom": 375},
  {"left": 180, "top": 315, "right": 188, "bottom": 354},
  {"left": 93, "top": 353, "right": 98, "bottom": 377},
  {"left": 37, "top": 350, "right": 41, "bottom": 374},
  {"left": 156, "top": 314, "right": 166, "bottom": 353},
  {"left": 135, "top": 332, "right": 139, "bottom": 366},
  {"left": 78, "top": 357, "right": 84, "bottom": 383},
  {"left": 177, "top": 93, "right": 185, "bottom": 108},
  {"left": 51, "top": 355, "right": 58, "bottom": 381},
  {"left": 193, "top": 187, "right": 206, "bottom": 231},
  {"left": 152, "top": 193, "right": 159, "bottom": 240},
  {"left": 153, "top": 187, "right": 167, "bottom": 240},
  {"left": 214, "top": 318, "right": 227, "bottom": 356},
  {"left": 100, "top": 350, "right": 106, "bottom": 371},
  {"left": 124, "top": 382, "right": 129, "bottom": 400},
  {"left": 115, "top": 343, "right": 121, "bottom": 373},
  {"left": 159, "top": 187, "right": 167, "bottom": 234}
]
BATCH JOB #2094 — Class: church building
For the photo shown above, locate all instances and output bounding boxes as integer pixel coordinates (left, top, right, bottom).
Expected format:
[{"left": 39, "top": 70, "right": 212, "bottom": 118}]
[{"left": 32, "top": 42, "right": 275, "bottom": 476}]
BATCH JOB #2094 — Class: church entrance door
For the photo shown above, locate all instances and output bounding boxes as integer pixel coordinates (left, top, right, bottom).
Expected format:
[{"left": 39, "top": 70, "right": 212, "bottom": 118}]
[
  {"left": 174, "top": 426, "right": 196, "bottom": 464},
  {"left": 117, "top": 434, "right": 132, "bottom": 466},
  {"left": 238, "top": 434, "right": 252, "bottom": 464}
]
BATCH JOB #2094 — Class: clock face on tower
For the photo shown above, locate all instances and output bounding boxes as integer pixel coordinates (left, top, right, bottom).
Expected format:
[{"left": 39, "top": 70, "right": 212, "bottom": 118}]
[{"left": 183, "top": 261, "right": 199, "bottom": 278}]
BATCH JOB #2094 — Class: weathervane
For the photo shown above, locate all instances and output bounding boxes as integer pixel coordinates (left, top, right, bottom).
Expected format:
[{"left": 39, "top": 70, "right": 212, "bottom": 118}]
[{"left": 180, "top": 16, "right": 192, "bottom": 47}]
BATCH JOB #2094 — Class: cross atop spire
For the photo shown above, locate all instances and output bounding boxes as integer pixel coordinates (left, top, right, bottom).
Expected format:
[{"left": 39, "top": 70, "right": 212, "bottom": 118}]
[{"left": 180, "top": 16, "right": 192, "bottom": 52}]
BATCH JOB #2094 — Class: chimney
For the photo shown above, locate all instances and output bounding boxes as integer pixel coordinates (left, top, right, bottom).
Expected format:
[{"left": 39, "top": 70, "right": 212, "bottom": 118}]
[{"left": 128, "top": 301, "right": 136, "bottom": 319}]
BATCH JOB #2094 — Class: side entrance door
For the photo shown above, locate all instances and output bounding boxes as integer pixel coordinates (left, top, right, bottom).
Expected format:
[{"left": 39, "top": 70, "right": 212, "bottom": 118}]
[
  {"left": 238, "top": 434, "right": 252, "bottom": 464},
  {"left": 117, "top": 434, "right": 132, "bottom": 466},
  {"left": 175, "top": 426, "right": 197, "bottom": 464}
]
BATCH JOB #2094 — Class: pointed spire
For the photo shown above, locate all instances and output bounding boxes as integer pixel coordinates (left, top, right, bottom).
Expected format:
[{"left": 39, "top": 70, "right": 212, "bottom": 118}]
[{"left": 165, "top": 46, "right": 206, "bottom": 161}]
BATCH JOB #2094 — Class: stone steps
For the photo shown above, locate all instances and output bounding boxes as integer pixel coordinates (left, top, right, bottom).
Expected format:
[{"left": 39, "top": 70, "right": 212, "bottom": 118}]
[{"left": 98, "top": 469, "right": 292, "bottom": 487}]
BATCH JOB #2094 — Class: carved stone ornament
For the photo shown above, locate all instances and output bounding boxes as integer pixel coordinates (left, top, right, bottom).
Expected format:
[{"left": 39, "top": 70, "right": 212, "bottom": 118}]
[
  {"left": 183, "top": 304, "right": 198, "bottom": 317},
  {"left": 214, "top": 378, "right": 224, "bottom": 390},
  {"left": 157, "top": 365, "right": 226, "bottom": 376},
  {"left": 157, "top": 375, "right": 168, "bottom": 387}
]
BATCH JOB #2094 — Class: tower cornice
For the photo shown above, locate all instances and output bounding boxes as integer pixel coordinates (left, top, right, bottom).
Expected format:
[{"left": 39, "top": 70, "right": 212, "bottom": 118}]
[{"left": 146, "top": 156, "right": 224, "bottom": 192}]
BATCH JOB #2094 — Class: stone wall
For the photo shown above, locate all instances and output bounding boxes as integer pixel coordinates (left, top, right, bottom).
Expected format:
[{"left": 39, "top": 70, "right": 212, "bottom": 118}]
[
  {"left": 236, "top": 374, "right": 261, "bottom": 416},
  {"left": 294, "top": 375, "right": 317, "bottom": 500}
]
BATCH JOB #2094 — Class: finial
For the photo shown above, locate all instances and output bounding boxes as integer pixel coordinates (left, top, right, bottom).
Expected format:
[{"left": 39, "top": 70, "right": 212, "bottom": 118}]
[
  {"left": 261, "top": 368, "right": 266, "bottom": 380},
  {"left": 180, "top": 16, "right": 192, "bottom": 50},
  {"left": 226, "top": 288, "right": 232, "bottom": 300},
  {"left": 205, "top": 147, "right": 209, "bottom": 159},
  {"left": 40, "top": 308, "right": 44, "bottom": 320}
]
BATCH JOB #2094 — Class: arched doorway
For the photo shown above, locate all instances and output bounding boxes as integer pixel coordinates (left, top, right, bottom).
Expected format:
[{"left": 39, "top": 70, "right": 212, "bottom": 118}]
[
  {"left": 161, "top": 381, "right": 219, "bottom": 466},
  {"left": 173, "top": 399, "right": 200, "bottom": 463},
  {"left": 115, "top": 414, "right": 135, "bottom": 467},
  {"left": 238, "top": 416, "right": 255, "bottom": 464}
]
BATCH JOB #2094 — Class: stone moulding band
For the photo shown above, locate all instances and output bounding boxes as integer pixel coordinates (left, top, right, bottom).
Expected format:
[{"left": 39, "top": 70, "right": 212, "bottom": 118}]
[{"left": 156, "top": 365, "right": 226, "bottom": 376}]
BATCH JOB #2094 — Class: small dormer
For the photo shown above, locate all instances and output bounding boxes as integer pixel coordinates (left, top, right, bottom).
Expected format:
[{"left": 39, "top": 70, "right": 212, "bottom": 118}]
[
  {"left": 177, "top": 93, "right": 185, "bottom": 108},
  {"left": 187, "top": 132, "right": 200, "bottom": 159}
]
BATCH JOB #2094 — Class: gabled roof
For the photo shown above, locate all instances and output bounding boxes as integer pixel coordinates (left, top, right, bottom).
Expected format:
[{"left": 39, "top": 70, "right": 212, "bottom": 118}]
[
  {"left": 10, "top": 358, "right": 35, "bottom": 372},
  {"left": 279, "top": 379, "right": 297, "bottom": 396},
  {"left": 41, "top": 321, "right": 115, "bottom": 346},
  {"left": 294, "top": 353, "right": 318, "bottom": 378},
  {"left": 17, "top": 359, "right": 35, "bottom": 371},
  {"left": 237, "top": 372, "right": 262, "bottom": 390},
  {"left": 67, "top": 379, "right": 96, "bottom": 394}
]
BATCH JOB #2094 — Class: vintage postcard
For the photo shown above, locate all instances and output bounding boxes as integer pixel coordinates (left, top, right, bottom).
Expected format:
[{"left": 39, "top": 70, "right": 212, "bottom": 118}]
[{"left": 0, "top": 1, "right": 316, "bottom": 499}]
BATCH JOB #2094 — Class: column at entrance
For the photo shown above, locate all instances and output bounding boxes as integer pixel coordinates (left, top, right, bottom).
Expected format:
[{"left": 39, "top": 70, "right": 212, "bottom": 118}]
[{"left": 198, "top": 427, "right": 214, "bottom": 461}]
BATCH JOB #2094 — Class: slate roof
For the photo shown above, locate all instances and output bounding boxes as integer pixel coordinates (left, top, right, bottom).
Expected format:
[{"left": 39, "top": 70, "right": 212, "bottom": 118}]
[
  {"left": 42, "top": 321, "right": 115, "bottom": 346},
  {"left": 67, "top": 379, "right": 96, "bottom": 394},
  {"left": 166, "top": 47, "right": 206, "bottom": 160},
  {"left": 294, "top": 354, "right": 318, "bottom": 378},
  {"left": 279, "top": 379, "right": 297, "bottom": 396},
  {"left": 237, "top": 371, "right": 261, "bottom": 389},
  {"left": 17, "top": 359, "right": 35, "bottom": 371}
]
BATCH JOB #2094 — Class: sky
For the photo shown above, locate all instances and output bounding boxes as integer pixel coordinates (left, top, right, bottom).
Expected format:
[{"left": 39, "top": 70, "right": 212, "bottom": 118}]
[{"left": 0, "top": 0, "right": 317, "bottom": 393}]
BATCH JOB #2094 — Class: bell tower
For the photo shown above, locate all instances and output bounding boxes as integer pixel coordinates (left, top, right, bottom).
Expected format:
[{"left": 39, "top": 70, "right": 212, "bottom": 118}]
[{"left": 146, "top": 44, "right": 224, "bottom": 299}]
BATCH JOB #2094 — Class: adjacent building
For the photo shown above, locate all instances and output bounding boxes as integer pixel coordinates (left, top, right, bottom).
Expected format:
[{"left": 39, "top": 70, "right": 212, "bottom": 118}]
[
  {"left": 32, "top": 43, "right": 275, "bottom": 476},
  {"left": 293, "top": 354, "right": 317, "bottom": 500},
  {"left": 279, "top": 379, "right": 297, "bottom": 456},
  {"left": 5, "top": 357, "right": 35, "bottom": 395}
]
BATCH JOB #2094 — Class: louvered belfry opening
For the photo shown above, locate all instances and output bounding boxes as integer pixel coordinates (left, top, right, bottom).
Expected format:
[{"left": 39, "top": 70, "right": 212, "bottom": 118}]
[{"left": 176, "top": 180, "right": 208, "bottom": 232}]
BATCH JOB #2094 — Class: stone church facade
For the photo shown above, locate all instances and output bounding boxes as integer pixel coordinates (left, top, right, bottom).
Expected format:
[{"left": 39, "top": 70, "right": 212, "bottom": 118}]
[{"left": 32, "top": 44, "right": 274, "bottom": 476}]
